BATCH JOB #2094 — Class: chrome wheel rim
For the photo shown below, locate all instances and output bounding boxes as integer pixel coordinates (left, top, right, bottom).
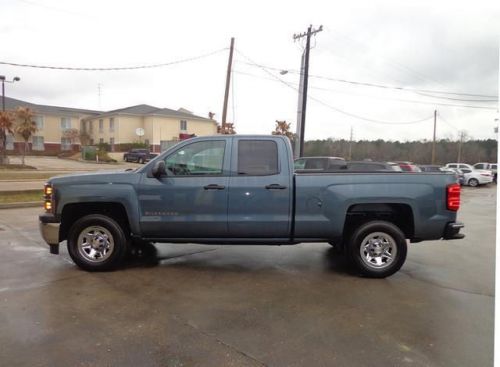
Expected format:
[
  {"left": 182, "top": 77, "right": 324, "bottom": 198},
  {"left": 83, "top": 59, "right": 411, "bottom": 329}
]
[
  {"left": 359, "top": 232, "right": 397, "bottom": 269},
  {"left": 77, "top": 226, "right": 114, "bottom": 263}
]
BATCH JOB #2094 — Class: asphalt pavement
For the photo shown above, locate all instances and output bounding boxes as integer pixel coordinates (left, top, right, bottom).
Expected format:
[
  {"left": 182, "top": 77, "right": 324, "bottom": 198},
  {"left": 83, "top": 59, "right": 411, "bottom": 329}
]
[{"left": 0, "top": 185, "right": 495, "bottom": 367}]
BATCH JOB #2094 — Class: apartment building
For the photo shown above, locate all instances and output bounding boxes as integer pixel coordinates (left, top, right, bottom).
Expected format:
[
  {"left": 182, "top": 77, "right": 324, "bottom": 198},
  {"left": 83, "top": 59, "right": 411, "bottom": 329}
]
[
  {"left": 3, "top": 97, "right": 218, "bottom": 153},
  {"left": 4, "top": 96, "right": 101, "bottom": 153},
  {"left": 82, "top": 104, "right": 218, "bottom": 152}
]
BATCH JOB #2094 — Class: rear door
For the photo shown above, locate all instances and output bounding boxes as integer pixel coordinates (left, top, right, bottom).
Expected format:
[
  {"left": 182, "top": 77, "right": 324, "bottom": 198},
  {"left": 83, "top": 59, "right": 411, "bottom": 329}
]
[{"left": 228, "top": 138, "right": 292, "bottom": 238}]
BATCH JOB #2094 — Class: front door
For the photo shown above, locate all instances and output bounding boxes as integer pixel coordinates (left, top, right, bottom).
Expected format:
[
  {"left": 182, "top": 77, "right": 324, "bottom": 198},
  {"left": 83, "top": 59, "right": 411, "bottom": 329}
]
[
  {"left": 138, "top": 139, "right": 230, "bottom": 238},
  {"left": 228, "top": 138, "right": 292, "bottom": 238}
]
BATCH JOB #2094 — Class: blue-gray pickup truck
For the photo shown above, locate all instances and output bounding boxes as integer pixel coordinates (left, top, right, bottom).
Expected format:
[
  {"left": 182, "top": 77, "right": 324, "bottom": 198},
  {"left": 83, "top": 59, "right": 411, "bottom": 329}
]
[{"left": 39, "top": 135, "right": 464, "bottom": 277}]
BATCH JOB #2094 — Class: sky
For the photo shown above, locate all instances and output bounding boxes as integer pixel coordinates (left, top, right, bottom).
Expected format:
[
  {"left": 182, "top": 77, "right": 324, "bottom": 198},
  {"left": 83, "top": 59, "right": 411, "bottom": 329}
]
[{"left": 0, "top": 0, "right": 499, "bottom": 142}]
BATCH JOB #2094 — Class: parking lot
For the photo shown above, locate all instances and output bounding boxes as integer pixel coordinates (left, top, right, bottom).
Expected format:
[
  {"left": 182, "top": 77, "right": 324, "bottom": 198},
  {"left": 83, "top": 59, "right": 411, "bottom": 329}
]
[{"left": 0, "top": 185, "right": 495, "bottom": 366}]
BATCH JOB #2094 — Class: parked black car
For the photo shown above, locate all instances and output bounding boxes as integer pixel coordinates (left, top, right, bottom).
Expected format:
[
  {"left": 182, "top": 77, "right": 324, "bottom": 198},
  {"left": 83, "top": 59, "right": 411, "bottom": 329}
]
[
  {"left": 419, "top": 165, "right": 444, "bottom": 172},
  {"left": 123, "top": 149, "right": 158, "bottom": 164}
]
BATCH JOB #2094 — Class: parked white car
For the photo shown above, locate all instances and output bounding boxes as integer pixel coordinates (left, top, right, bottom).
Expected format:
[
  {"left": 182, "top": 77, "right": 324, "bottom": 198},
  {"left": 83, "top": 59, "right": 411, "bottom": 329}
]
[
  {"left": 445, "top": 163, "right": 493, "bottom": 187},
  {"left": 473, "top": 162, "right": 497, "bottom": 183}
]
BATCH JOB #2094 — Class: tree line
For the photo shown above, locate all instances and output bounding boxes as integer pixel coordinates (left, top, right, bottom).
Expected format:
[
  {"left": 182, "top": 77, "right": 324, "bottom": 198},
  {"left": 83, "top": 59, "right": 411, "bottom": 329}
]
[{"left": 303, "top": 138, "right": 498, "bottom": 165}]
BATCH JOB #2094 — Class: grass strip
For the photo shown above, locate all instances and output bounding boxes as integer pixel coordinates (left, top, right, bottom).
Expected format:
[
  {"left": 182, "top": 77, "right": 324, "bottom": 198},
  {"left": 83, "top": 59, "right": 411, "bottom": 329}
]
[{"left": 0, "top": 190, "right": 44, "bottom": 203}]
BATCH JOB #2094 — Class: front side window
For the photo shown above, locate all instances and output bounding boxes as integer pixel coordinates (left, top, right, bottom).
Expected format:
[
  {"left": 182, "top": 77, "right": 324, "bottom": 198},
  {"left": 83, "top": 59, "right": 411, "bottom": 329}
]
[
  {"left": 237, "top": 140, "right": 278, "bottom": 176},
  {"left": 165, "top": 140, "right": 225, "bottom": 176},
  {"left": 60, "top": 117, "right": 71, "bottom": 130},
  {"left": 294, "top": 159, "right": 305, "bottom": 170}
]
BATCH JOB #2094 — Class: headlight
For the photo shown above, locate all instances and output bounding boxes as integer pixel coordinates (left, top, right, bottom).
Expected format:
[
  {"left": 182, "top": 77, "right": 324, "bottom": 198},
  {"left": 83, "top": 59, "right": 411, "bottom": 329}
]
[{"left": 44, "top": 183, "right": 54, "bottom": 213}]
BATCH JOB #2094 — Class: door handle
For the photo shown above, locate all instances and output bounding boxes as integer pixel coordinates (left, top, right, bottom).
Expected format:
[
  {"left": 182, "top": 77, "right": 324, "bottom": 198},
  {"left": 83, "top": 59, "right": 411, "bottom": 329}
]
[
  {"left": 265, "top": 184, "right": 287, "bottom": 190},
  {"left": 203, "top": 184, "right": 225, "bottom": 190}
]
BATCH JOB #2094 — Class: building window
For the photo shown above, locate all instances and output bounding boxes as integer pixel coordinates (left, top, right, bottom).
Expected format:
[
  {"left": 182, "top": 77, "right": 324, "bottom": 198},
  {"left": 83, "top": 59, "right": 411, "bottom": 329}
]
[
  {"left": 110, "top": 137, "right": 115, "bottom": 146},
  {"left": 99, "top": 138, "right": 104, "bottom": 144},
  {"left": 6, "top": 135, "right": 14, "bottom": 150},
  {"left": 109, "top": 118, "right": 115, "bottom": 132},
  {"left": 180, "top": 120, "right": 187, "bottom": 131},
  {"left": 144, "top": 139, "right": 150, "bottom": 146},
  {"left": 32, "top": 136, "right": 45, "bottom": 151},
  {"left": 88, "top": 121, "right": 94, "bottom": 134},
  {"left": 99, "top": 119, "right": 104, "bottom": 133},
  {"left": 90, "top": 139, "right": 94, "bottom": 145},
  {"left": 34, "top": 116, "right": 44, "bottom": 130},
  {"left": 61, "top": 138, "right": 72, "bottom": 151},
  {"left": 61, "top": 117, "right": 71, "bottom": 130}
]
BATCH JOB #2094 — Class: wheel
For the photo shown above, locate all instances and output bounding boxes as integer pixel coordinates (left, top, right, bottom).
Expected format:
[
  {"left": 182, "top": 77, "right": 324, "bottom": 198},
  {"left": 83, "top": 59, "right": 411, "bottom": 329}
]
[
  {"left": 67, "top": 214, "right": 129, "bottom": 271},
  {"left": 138, "top": 157, "right": 144, "bottom": 164},
  {"left": 346, "top": 221, "right": 407, "bottom": 278},
  {"left": 468, "top": 178, "right": 479, "bottom": 187}
]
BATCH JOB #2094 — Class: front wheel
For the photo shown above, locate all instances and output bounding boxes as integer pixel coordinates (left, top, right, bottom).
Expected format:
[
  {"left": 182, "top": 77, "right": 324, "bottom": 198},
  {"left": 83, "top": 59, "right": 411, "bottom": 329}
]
[
  {"left": 138, "top": 157, "right": 145, "bottom": 164},
  {"left": 67, "top": 214, "right": 128, "bottom": 271},
  {"left": 468, "top": 178, "right": 479, "bottom": 187},
  {"left": 346, "top": 221, "right": 407, "bottom": 278}
]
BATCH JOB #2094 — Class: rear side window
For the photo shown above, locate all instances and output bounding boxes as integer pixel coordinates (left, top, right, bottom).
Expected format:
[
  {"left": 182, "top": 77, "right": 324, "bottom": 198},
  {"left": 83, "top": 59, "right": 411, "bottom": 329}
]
[
  {"left": 238, "top": 140, "right": 279, "bottom": 175},
  {"left": 304, "top": 159, "right": 327, "bottom": 169}
]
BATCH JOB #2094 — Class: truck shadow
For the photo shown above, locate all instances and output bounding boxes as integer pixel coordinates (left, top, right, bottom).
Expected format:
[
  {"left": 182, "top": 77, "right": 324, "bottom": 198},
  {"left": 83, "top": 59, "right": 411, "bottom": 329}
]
[{"left": 123, "top": 243, "right": 355, "bottom": 276}]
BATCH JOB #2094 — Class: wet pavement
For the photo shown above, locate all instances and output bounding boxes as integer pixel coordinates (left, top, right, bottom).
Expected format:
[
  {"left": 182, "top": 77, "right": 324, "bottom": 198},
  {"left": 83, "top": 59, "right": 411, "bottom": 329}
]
[{"left": 0, "top": 186, "right": 495, "bottom": 367}]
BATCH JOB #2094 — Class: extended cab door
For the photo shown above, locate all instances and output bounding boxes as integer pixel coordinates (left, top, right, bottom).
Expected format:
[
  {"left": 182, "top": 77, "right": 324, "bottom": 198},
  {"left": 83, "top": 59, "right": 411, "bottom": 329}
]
[
  {"left": 138, "top": 138, "right": 230, "bottom": 238},
  {"left": 228, "top": 137, "right": 292, "bottom": 238}
]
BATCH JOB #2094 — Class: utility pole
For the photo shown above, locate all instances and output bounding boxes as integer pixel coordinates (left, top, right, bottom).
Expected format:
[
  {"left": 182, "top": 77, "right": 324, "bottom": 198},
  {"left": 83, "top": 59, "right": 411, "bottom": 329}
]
[
  {"left": 221, "top": 37, "right": 235, "bottom": 132},
  {"left": 457, "top": 130, "right": 466, "bottom": 163},
  {"left": 431, "top": 109, "right": 437, "bottom": 164},
  {"left": 294, "top": 25, "right": 322, "bottom": 157},
  {"left": 348, "top": 126, "right": 353, "bottom": 160}
]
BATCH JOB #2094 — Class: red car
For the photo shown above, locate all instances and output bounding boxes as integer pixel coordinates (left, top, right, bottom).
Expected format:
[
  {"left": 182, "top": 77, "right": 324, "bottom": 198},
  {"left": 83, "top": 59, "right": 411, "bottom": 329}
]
[{"left": 395, "top": 161, "right": 422, "bottom": 172}]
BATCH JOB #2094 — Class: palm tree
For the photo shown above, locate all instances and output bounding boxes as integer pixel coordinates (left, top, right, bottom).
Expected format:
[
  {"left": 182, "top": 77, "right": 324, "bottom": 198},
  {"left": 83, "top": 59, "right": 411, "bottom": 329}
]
[
  {"left": 15, "top": 107, "right": 37, "bottom": 166},
  {"left": 0, "top": 111, "right": 15, "bottom": 165}
]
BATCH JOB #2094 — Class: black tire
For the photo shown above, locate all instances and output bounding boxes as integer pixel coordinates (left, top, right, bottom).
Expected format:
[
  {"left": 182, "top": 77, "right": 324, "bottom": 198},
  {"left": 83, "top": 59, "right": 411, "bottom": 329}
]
[
  {"left": 468, "top": 178, "right": 479, "bottom": 187},
  {"left": 138, "top": 157, "right": 144, "bottom": 164},
  {"left": 346, "top": 220, "right": 407, "bottom": 278},
  {"left": 67, "top": 214, "right": 129, "bottom": 271}
]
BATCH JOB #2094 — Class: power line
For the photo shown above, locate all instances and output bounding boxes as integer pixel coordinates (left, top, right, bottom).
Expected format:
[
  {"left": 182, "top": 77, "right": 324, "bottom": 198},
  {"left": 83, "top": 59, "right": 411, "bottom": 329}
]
[
  {"left": 0, "top": 48, "right": 227, "bottom": 71},
  {"left": 236, "top": 59, "right": 498, "bottom": 99},
  {"left": 233, "top": 69, "right": 497, "bottom": 111},
  {"left": 235, "top": 50, "right": 434, "bottom": 125}
]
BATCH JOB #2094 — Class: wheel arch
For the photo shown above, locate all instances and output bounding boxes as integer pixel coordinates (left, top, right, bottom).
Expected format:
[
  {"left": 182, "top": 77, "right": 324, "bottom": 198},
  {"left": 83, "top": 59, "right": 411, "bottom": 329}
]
[
  {"left": 343, "top": 203, "right": 415, "bottom": 240},
  {"left": 60, "top": 202, "right": 132, "bottom": 242}
]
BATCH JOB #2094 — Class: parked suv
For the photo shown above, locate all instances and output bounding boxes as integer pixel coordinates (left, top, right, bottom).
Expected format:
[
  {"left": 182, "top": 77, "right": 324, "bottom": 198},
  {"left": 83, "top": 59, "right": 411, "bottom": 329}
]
[
  {"left": 123, "top": 149, "right": 158, "bottom": 164},
  {"left": 294, "top": 156, "right": 345, "bottom": 171}
]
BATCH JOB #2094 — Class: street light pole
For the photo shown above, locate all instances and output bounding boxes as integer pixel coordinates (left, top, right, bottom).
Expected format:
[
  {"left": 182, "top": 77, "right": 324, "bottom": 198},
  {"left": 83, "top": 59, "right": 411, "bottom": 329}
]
[
  {"left": 0, "top": 75, "right": 21, "bottom": 112},
  {"left": 0, "top": 75, "right": 21, "bottom": 165}
]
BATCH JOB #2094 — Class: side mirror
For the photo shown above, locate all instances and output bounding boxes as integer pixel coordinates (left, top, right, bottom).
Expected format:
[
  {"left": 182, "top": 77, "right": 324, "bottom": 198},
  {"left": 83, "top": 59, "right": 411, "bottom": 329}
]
[{"left": 152, "top": 160, "right": 166, "bottom": 178}]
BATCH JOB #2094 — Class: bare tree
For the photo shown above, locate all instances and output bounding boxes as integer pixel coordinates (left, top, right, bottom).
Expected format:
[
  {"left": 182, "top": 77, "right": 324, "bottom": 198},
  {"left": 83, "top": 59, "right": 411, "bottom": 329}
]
[
  {"left": 15, "top": 107, "right": 37, "bottom": 165},
  {"left": 62, "top": 128, "right": 80, "bottom": 150},
  {"left": 272, "top": 120, "right": 296, "bottom": 141},
  {"left": 218, "top": 122, "right": 236, "bottom": 135},
  {"left": 0, "top": 111, "right": 15, "bottom": 164}
]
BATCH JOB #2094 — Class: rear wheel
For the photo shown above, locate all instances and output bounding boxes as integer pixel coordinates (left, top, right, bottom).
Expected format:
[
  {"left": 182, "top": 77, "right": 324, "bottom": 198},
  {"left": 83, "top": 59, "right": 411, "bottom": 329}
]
[
  {"left": 67, "top": 214, "right": 128, "bottom": 271},
  {"left": 138, "top": 157, "right": 144, "bottom": 164},
  {"left": 346, "top": 220, "right": 407, "bottom": 278},
  {"left": 468, "top": 178, "right": 479, "bottom": 187}
]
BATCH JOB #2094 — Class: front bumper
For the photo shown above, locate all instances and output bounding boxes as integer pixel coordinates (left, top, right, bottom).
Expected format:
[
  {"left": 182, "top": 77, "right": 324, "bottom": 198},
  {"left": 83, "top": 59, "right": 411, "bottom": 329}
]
[
  {"left": 443, "top": 221, "right": 465, "bottom": 240},
  {"left": 39, "top": 214, "right": 60, "bottom": 254}
]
